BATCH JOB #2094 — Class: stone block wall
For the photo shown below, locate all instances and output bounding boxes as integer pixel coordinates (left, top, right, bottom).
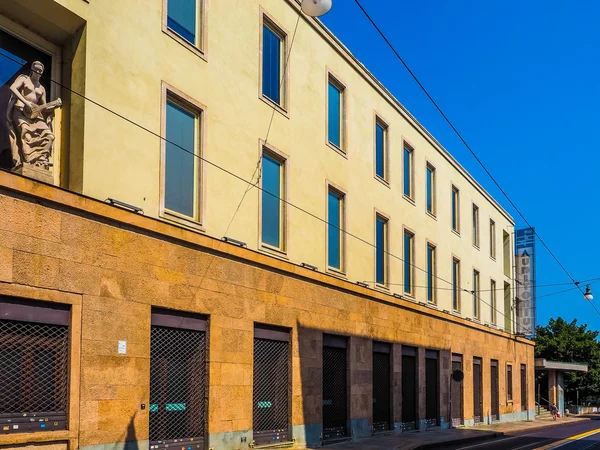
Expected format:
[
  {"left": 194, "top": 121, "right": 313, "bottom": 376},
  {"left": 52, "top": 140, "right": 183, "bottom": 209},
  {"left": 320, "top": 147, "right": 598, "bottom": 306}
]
[{"left": 0, "top": 173, "right": 535, "bottom": 450}]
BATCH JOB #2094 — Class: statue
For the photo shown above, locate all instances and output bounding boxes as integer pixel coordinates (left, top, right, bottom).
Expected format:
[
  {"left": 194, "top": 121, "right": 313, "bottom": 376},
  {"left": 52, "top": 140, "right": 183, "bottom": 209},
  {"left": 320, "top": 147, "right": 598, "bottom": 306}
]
[{"left": 6, "top": 61, "right": 61, "bottom": 172}]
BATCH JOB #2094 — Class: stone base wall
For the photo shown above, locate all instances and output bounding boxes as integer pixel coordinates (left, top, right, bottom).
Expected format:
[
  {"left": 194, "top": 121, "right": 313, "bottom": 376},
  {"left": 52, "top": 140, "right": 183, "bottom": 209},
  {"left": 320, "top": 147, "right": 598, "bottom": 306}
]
[{"left": 0, "top": 173, "right": 535, "bottom": 450}]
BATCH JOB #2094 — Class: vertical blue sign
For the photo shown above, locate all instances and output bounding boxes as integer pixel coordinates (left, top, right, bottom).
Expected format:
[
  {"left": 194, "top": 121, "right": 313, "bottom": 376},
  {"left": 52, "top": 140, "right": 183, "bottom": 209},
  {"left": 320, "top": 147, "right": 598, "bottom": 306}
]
[{"left": 515, "top": 228, "right": 536, "bottom": 337}]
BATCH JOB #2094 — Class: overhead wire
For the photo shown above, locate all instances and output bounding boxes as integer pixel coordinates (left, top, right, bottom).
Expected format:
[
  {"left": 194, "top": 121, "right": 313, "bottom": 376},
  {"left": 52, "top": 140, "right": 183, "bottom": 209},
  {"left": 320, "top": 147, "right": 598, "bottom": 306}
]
[
  {"left": 352, "top": 0, "right": 596, "bottom": 318},
  {"left": 0, "top": 45, "right": 563, "bottom": 334}
]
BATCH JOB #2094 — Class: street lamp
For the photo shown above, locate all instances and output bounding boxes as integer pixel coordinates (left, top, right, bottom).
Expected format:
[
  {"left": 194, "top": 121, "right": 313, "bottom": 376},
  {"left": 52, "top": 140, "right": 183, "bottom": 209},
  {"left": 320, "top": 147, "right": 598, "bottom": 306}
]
[
  {"left": 584, "top": 285, "right": 594, "bottom": 301},
  {"left": 301, "top": 0, "right": 332, "bottom": 16}
]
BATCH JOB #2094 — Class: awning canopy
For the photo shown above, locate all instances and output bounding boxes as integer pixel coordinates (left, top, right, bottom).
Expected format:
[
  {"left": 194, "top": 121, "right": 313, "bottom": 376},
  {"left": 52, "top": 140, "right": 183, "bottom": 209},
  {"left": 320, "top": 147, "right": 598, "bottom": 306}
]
[{"left": 535, "top": 358, "right": 588, "bottom": 372}]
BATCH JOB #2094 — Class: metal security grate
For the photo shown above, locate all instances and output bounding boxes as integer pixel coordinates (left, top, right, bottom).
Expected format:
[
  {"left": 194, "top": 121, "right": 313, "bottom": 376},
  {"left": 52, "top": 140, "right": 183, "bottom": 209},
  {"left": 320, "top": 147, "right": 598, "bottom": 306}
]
[
  {"left": 372, "top": 351, "right": 391, "bottom": 433},
  {"left": 0, "top": 319, "right": 69, "bottom": 433},
  {"left": 491, "top": 362, "right": 499, "bottom": 421},
  {"left": 521, "top": 365, "right": 527, "bottom": 412},
  {"left": 149, "top": 325, "right": 206, "bottom": 449},
  {"left": 323, "top": 346, "right": 347, "bottom": 440},
  {"left": 451, "top": 360, "right": 463, "bottom": 427},
  {"left": 425, "top": 357, "right": 439, "bottom": 428},
  {"left": 253, "top": 338, "right": 290, "bottom": 446},
  {"left": 473, "top": 360, "right": 482, "bottom": 424},
  {"left": 401, "top": 354, "right": 417, "bottom": 431}
]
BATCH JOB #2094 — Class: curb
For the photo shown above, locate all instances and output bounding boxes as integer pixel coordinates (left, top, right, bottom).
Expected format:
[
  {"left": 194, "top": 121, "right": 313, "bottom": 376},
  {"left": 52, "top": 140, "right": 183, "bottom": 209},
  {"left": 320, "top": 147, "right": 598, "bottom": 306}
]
[{"left": 412, "top": 432, "right": 504, "bottom": 450}]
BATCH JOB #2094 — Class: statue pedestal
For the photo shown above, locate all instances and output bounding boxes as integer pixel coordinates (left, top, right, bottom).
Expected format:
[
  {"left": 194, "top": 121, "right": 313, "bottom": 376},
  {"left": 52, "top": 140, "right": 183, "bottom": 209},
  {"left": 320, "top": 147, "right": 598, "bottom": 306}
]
[{"left": 13, "top": 164, "right": 54, "bottom": 185}]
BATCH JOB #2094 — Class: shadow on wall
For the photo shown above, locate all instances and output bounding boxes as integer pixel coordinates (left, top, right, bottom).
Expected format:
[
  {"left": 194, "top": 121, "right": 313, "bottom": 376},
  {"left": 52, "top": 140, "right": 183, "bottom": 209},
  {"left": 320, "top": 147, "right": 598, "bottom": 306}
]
[
  {"left": 295, "top": 321, "right": 452, "bottom": 448},
  {"left": 124, "top": 413, "right": 139, "bottom": 450}
]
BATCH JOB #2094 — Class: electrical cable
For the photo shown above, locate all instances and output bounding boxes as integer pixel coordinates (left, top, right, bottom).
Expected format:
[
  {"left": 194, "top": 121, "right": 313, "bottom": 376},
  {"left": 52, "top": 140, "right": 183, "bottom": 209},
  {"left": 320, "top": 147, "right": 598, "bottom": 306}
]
[
  {"left": 353, "top": 0, "right": 596, "bottom": 317},
  {"left": 0, "top": 51, "right": 549, "bottom": 332}
]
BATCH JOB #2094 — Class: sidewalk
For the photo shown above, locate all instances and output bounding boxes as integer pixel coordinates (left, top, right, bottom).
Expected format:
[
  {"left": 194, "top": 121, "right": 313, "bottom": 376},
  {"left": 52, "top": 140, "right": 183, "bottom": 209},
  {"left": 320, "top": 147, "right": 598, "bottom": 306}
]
[{"left": 322, "top": 416, "right": 592, "bottom": 450}]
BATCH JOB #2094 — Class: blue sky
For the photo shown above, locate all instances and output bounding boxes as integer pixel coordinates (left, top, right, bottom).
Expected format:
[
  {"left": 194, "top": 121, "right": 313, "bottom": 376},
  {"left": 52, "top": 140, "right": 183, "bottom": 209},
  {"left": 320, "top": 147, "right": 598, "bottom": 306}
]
[{"left": 321, "top": 0, "right": 600, "bottom": 331}]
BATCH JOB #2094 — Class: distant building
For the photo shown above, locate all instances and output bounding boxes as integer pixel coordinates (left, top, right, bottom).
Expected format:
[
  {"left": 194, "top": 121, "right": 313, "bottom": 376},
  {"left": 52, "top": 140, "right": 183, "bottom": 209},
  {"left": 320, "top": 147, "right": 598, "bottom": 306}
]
[{"left": 0, "top": 1, "right": 534, "bottom": 449}]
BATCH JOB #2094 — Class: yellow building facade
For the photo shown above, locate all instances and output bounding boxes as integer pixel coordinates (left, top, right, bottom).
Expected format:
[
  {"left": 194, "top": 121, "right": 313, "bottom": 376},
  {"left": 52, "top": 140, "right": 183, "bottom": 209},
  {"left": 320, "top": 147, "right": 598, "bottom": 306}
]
[{"left": 0, "top": 1, "right": 533, "bottom": 450}]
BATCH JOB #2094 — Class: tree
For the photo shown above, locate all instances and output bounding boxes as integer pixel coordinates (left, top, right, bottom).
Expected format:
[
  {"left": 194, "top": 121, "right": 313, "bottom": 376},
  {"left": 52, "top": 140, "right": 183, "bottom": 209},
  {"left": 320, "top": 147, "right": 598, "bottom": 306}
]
[{"left": 535, "top": 318, "right": 600, "bottom": 403}]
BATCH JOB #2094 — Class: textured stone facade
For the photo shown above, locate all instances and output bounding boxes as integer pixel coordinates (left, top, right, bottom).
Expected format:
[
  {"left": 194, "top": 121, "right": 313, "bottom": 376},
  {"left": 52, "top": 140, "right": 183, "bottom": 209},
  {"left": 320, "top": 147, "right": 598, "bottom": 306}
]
[{"left": 0, "top": 173, "right": 534, "bottom": 450}]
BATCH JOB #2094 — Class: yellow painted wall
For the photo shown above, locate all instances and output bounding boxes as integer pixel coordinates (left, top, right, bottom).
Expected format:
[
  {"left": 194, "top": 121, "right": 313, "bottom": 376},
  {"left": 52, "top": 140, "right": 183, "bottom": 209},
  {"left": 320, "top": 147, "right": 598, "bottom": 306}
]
[{"left": 2, "top": 0, "right": 515, "bottom": 323}]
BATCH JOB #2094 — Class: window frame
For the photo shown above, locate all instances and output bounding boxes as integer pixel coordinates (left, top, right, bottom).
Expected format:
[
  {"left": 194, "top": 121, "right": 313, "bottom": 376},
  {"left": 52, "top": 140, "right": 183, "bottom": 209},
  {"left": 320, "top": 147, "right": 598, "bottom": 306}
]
[
  {"left": 326, "top": 181, "right": 347, "bottom": 275},
  {"left": 473, "top": 269, "right": 480, "bottom": 320},
  {"left": 472, "top": 203, "right": 480, "bottom": 248},
  {"left": 159, "top": 82, "right": 206, "bottom": 230},
  {"left": 403, "top": 141, "right": 415, "bottom": 202},
  {"left": 426, "top": 241, "right": 437, "bottom": 304},
  {"left": 373, "top": 114, "right": 390, "bottom": 185},
  {"left": 451, "top": 185, "right": 460, "bottom": 234},
  {"left": 374, "top": 210, "right": 390, "bottom": 288},
  {"left": 490, "top": 278, "right": 497, "bottom": 325},
  {"left": 258, "top": 141, "right": 289, "bottom": 256},
  {"left": 326, "top": 70, "right": 347, "bottom": 156},
  {"left": 403, "top": 227, "right": 415, "bottom": 296},
  {"left": 452, "top": 257, "right": 461, "bottom": 312},
  {"left": 0, "top": 291, "right": 80, "bottom": 437},
  {"left": 490, "top": 219, "right": 496, "bottom": 260},
  {"left": 426, "top": 162, "right": 436, "bottom": 217},
  {"left": 259, "top": 11, "right": 290, "bottom": 116},
  {"left": 162, "top": 0, "right": 207, "bottom": 60}
]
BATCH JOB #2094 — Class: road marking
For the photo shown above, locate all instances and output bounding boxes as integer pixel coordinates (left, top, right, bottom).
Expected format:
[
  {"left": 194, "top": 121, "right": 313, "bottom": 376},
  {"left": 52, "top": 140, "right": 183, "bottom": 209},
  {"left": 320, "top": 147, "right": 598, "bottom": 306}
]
[
  {"left": 541, "top": 427, "right": 600, "bottom": 449},
  {"left": 457, "top": 435, "right": 522, "bottom": 449}
]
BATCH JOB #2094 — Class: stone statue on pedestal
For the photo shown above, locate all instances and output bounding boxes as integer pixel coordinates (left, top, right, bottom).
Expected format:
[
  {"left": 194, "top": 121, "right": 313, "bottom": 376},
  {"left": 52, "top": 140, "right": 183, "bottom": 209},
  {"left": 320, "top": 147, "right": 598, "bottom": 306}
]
[{"left": 6, "top": 61, "right": 61, "bottom": 178}]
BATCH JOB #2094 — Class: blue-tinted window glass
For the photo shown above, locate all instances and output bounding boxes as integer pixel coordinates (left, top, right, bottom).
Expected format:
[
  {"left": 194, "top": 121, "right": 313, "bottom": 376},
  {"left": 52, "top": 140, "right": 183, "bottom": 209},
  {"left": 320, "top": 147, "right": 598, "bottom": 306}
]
[
  {"left": 403, "top": 148, "right": 411, "bottom": 197},
  {"left": 404, "top": 232, "right": 412, "bottom": 293},
  {"left": 328, "top": 82, "right": 341, "bottom": 147},
  {"left": 427, "top": 246, "right": 434, "bottom": 301},
  {"left": 168, "top": 0, "right": 197, "bottom": 44},
  {"left": 376, "top": 217, "right": 386, "bottom": 284},
  {"left": 426, "top": 166, "right": 433, "bottom": 213},
  {"left": 375, "top": 123, "right": 385, "bottom": 178},
  {"left": 262, "top": 24, "right": 281, "bottom": 105},
  {"left": 452, "top": 260, "right": 459, "bottom": 310},
  {"left": 328, "top": 191, "right": 342, "bottom": 269},
  {"left": 262, "top": 154, "right": 282, "bottom": 248},
  {"left": 473, "top": 271, "right": 479, "bottom": 318},
  {"left": 165, "top": 101, "right": 196, "bottom": 218},
  {"left": 452, "top": 189, "right": 458, "bottom": 230}
]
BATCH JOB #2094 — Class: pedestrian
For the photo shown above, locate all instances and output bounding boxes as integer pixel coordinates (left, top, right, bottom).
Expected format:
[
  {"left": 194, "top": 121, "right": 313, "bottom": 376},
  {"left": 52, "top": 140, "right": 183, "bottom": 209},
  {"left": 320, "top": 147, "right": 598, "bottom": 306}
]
[{"left": 551, "top": 402, "right": 558, "bottom": 420}]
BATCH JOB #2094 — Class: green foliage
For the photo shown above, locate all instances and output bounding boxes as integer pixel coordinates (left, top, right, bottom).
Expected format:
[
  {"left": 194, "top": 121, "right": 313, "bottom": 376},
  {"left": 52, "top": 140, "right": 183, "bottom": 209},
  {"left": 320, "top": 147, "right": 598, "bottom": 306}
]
[{"left": 536, "top": 317, "right": 600, "bottom": 402}]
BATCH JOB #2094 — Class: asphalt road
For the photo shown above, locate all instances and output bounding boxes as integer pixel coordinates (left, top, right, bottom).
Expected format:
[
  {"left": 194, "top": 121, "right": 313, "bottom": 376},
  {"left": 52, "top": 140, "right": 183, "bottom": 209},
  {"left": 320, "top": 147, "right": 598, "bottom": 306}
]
[{"left": 443, "top": 419, "right": 600, "bottom": 450}]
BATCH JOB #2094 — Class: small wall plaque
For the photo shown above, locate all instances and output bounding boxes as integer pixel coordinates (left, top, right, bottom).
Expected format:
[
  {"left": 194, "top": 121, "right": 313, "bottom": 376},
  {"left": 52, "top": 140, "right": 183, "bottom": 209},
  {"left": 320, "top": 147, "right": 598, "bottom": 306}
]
[{"left": 118, "top": 340, "right": 127, "bottom": 354}]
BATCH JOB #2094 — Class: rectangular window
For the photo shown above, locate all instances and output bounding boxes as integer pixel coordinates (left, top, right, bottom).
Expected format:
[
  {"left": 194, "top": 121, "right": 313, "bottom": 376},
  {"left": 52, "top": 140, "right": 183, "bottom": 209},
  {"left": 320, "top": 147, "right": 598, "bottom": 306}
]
[
  {"left": 327, "top": 76, "right": 344, "bottom": 149},
  {"left": 167, "top": 0, "right": 200, "bottom": 45},
  {"left": 327, "top": 188, "right": 344, "bottom": 271},
  {"left": 426, "top": 164, "right": 435, "bottom": 215},
  {"left": 452, "top": 258, "right": 461, "bottom": 311},
  {"left": 375, "top": 215, "right": 388, "bottom": 285},
  {"left": 473, "top": 270, "right": 480, "bottom": 319},
  {"left": 261, "top": 152, "right": 285, "bottom": 250},
  {"left": 490, "top": 220, "right": 496, "bottom": 258},
  {"left": 507, "top": 365, "right": 513, "bottom": 401},
  {"left": 403, "top": 146, "right": 413, "bottom": 199},
  {"left": 503, "top": 231, "right": 511, "bottom": 277},
  {"left": 262, "top": 20, "right": 285, "bottom": 106},
  {"left": 375, "top": 120, "right": 387, "bottom": 180},
  {"left": 472, "top": 204, "right": 479, "bottom": 247},
  {"left": 427, "top": 244, "right": 436, "bottom": 303},
  {"left": 165, "top": 98, "right": 200, "bottom": 220},
  {"left": 452, "top": 186, "right": 460, "bottom": 232},
  {"left": 0, "top": 298, "right": 70, "bottom": 433},
  {"left": 491, "top": 279, "right": 497, "bottom": 325},
  {"left": 403, "top": 230, "right": 414, "bottom": 295}
]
